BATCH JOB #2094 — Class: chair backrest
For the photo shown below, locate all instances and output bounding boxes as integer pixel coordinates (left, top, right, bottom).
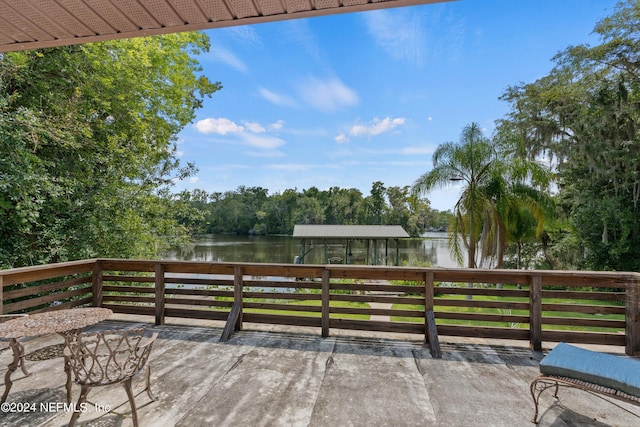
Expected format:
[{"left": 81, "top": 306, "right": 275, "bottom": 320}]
[{"left": 64, "top": 328, "right": 157, "bottom": 386}]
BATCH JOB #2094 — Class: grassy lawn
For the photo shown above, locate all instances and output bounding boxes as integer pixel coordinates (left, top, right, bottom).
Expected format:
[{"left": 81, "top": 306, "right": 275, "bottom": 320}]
[
  {"left": 194, "top": 285, "right": 625, "bottom": 332},
  {"left": 245, "top": 299, "right": 370, "bottom": 320},
  {"left": 211, "top": 296, "right": 370, "bottom": 320},
  {"left": 391, "top": 292, "right": 624, "bottom": 333}
]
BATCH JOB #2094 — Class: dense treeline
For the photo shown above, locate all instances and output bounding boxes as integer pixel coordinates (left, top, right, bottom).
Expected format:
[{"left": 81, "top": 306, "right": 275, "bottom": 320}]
[
  {"left": 177, "top": 182, "right": 452, "bottom": 236},
  {"left": 0, "top": 34, "right": 219, "bottom": 268}
]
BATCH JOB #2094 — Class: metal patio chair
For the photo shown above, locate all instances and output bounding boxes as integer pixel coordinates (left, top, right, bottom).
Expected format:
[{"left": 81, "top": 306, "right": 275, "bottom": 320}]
[
  {"left": 0, "top": 314, "right": 30, "bottom": 379},
  {"left": 64, "top": 328, "right": 158, "bottom": 427}
]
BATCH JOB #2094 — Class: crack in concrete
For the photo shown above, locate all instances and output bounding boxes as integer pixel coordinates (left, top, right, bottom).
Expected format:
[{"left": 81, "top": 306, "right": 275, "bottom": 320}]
[
  {"left": 224, "top": 352, "right": 248, "bottom": 375},
  {"left": 174, "top": 351, "right": 252, "bottom": 426},
  {"left": 308, "top": 338, "right": 337, "bottom": 423},
  {"left": 412, "top": 348, "right": 427, "bottom": 376},
  {"left": 325, "top": 355, "right": 334, "bottom": 370}
]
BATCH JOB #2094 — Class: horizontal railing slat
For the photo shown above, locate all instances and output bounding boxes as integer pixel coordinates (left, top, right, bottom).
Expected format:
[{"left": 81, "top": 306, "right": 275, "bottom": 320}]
[
  {"left": 164, "top": 307, "right": 229, "bottom": 320},
  {"left": 3, "top": 287, "right": 92, "bottom": 312},
  {"left": 1, "top": 259, "right": 96, "bottom": 287},
  {"left": 541, "top": 330, "right": 626, "bottom": 346},
  {"left": 541, "top": 303, "right": 624, "bottom": 315},
  {"left": 165, "top": 298, "right": 233, "bottom": 308},
  {"left": 3, "top": 276, "right": 91, "bottom": 299}
]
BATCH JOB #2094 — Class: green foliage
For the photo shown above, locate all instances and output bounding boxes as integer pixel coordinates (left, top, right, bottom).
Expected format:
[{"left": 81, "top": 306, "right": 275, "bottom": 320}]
[
  {"left": 0, "top": 33, "right": 220, "bottom": 268},
  {"left": 498, "top": 0, "right": 640, "bottom": 271},
  {"left": 412, "top": 123, "right": 553, "bottom": 269},
  {"left": 181, "top": 184, "right": 453, "bottom": 236}
]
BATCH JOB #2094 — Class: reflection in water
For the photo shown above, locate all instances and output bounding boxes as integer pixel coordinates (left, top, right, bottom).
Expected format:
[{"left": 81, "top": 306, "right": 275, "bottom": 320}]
[{"left": 166, "top": 232, "right": 464, "bottom": 268}]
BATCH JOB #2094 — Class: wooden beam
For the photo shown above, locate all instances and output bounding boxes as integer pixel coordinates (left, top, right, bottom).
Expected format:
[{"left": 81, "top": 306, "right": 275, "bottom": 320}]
[
  {"left": 529, "top": 275, "right": 542, "bottom": 352},
  {"left": 92, "top": 260, "right": 103, "bottom": 307},
  {"left": 221, "top": 266, "right": 245, "bottom": 342},
  {"left": 154, "top": 263, "right": 166, "bottom": 326},
  {"left": 234, "top": 265, "right": 244, "bottom": 331},
  {"left": 626, "top": 279, "right": 640, "bottom": 356},
  {"left": 220, "top": 303, "right": 242, "bottom": 342},
  {"left": 424, "top": 271, "right": 441, "bottom": 358},
  {"left": 322, "top": 268, "right": 330, "bottom": 338}
]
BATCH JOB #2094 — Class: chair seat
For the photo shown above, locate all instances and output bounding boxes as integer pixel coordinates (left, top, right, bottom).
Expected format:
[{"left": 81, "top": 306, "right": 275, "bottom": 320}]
[
  {"left": 64, "top": 328, "right": 157, "bottom": 427},
  {"left": 539, "top": 342, "right": 640, "bottom": 398}
]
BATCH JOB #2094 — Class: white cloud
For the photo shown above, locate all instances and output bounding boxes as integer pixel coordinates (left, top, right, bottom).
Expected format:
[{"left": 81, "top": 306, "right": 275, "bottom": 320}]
[
  {"left": 348, "top": 117, "right": 406, "bottom": 138},
  {"left": 298, "top": 77, "right": 359, "bottom": 113},
  {"left": 193, "top": 118, "right": 285, "bottom": 151},
  {"left": 240, "top": 133, "right": 285, "bottom": 150},
  {"left": 283, "top": 20, "right": 323, "bottom": 65},
  {"left": 244, "top": 122, "right": 266, "bottom": 133},
  {"left": 363, "top": 10, "right": 425, "bottom": 64},
  {"left": 194, "top": 118, "right": 273, "bottom": 136},
  {"left": 189, "top": 177, "right": 200, "bottom": 183},
  {"left": 269, "top": 120, "right": 285, "bottom": 131},
  {"left": 335, "top": 133, "right": 349, "bottom": 144},
  {"left": 228, "top": 26, "right": 261, "bottom": 46},
  {"left": 194, "top": 118, "right": 244, "bottom": 135},
  {"left": 259, "top": 88, "right": 297, "bottom": 107},
  {"left": 210, "top": 46, "right": 248, "bottom": 73}
]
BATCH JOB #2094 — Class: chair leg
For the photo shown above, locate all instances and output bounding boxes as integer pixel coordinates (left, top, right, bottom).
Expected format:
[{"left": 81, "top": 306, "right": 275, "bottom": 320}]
[
  {"left": 145, "top": 365, "right": 156, "bottom": 401},
  {"left": 122, "top": 378, "right": 139, "bottom": 427},
  {"left": 64, "top": 355, "right": 73, "bottom": 404},
  {"left": 2, "top": 339, "right": 30, "bottom": 403},
  {"left": 68, "top": 385, "right": 90, "bottom": 427}
]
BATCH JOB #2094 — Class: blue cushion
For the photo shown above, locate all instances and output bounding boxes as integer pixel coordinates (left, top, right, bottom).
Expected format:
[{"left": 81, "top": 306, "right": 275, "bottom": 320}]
[{"left": 540, "top": 342, "right": 640, "bottom": 398}]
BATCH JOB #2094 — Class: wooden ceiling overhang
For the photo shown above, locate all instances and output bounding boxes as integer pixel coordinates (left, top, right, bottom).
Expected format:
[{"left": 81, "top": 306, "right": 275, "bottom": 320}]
[{"left": 0, "top": 0, "right": 451, "bottom": 53}]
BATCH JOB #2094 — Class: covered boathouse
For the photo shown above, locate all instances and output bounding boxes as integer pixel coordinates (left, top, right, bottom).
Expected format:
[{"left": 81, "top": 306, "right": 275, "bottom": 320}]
[{"left": 293, "top": 224, "right": 410, "bottom": 266}]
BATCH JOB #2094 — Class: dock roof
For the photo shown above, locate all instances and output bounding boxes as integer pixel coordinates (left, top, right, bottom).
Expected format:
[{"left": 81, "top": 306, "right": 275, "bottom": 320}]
[{"left": 293, "top": 224, "right": 410, "bottom": 239}]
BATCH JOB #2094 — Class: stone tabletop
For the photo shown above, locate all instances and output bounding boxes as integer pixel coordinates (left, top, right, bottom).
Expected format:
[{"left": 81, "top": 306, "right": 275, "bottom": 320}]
[{"left": 0, "top": 307, "right": 113, "bottom": 339}]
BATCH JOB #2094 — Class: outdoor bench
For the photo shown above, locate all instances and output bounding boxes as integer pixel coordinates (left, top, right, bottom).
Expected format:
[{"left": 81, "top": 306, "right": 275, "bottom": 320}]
[{"left": 530, "top": 342, "right": 640, "bottom": 423}]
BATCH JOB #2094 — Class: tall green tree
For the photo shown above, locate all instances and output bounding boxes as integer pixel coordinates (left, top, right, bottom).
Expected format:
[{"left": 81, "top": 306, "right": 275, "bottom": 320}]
[
  {"left": 0, "top": 33, "right": 220, "bottom": 268},
  {"left": 412, "top": 123, "right": 552, "bottom": 269},
  {"left": 499, "top": 0, "right": 640, "bottom": 271},
  {"left": 366, "top": 181, "right": 386, "bottom": 225}
]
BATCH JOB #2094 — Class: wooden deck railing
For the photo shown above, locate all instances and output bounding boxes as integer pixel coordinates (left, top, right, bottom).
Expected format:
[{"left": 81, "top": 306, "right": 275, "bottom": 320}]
[{"left": 2, "top": 258, "right": 639, "bottom": 356}]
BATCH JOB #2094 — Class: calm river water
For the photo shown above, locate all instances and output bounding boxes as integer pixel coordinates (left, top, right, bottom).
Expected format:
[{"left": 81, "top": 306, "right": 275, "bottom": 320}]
[{"left": 165, "top": 232, "right": 463, "bottom": 268}]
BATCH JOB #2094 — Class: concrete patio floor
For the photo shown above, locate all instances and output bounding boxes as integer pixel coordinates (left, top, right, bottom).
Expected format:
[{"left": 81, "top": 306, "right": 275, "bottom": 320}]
[{"left": 1, "top": 314, "right": 639, "bottom": 427}]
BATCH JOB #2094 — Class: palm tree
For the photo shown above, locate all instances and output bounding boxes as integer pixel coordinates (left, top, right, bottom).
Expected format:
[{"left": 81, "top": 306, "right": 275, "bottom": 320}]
[{"left": 412, "top": 122, "right": 552, "bottom": 270}]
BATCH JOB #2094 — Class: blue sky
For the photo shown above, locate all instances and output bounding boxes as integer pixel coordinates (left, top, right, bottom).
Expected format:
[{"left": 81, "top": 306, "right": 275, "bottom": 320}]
[{"left": 174, "top": 0, "right": 618, "bottom": 211}]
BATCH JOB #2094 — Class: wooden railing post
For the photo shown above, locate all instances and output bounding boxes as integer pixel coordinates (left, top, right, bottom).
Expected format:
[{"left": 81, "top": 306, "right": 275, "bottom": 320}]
[
  {"left": 321, "top": 268, "right": 330, "bottom": 338},
  {"left": 625, "top": 278, "right": 640, "bottom": 356},
  {"left": 529, "top": 275, "right": 542, "bottom": 352},
  {"left": 221, "top": 266, "right": 244, "bottom": 342},
  {"left": 233, "top": 265, "right": 244, "bottom": 331},
  {"left": 424, "top": 271, "right": 441, "bottom": 358},
  {"left": 0, "top": 275, "right": 4, "bottom": 314},
  {"left": 155, "top": 263, "right": 165, "bottom": 326},
  {"left": 92, "top": 260, "right": 103, "bottom": 307}
]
